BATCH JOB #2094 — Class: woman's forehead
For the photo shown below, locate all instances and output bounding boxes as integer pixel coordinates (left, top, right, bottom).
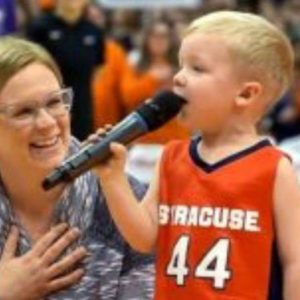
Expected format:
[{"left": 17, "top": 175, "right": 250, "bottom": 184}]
[{"left": 0, "top": 64, "right": 60, "bottom": 103}]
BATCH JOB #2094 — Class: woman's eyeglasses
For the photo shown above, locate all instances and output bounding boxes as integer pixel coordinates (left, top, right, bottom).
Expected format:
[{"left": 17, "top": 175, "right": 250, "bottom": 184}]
[{"left": 0, "top": 87, "right": 73, "bottom": 127}]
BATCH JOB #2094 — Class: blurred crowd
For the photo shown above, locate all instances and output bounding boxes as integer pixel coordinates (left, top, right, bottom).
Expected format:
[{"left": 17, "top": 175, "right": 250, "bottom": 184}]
[{"left": 3, "top": 0, "right": 300, "bottom": 179}]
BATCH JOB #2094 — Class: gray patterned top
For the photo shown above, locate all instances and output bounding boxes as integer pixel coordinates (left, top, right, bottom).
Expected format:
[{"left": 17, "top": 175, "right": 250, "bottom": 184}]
[{"left": 0, "top": 138, "right": 155, "bottom": 299}]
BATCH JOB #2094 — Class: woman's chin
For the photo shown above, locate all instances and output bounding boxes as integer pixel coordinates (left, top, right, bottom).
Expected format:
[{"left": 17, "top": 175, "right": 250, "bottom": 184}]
[{"left": 30, "top": 154, "right": 65, "bottom": 173}]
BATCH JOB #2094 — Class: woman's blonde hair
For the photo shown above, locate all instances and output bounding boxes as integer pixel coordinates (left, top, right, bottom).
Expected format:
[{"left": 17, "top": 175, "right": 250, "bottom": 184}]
[
  {"left": 0, "top": 37, "right": 63, "bottom": 92},
  {"left": 186, "top": 11, "right": 294, "bottom": 101}
]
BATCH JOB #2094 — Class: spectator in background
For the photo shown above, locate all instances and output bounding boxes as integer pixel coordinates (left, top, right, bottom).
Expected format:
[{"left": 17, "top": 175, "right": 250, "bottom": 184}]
[
  {"left": 267, "top": 53, "right": 300, "bottom": 142},
  {"left": 0, "top": 0, "right": 17, "bottom": 35},
  {"left": 120, "top": 19, "right": 189, "bottom": 145},
  {"left": 93, "top": 19, "right": 188, "bottom": 142},
  {"left": 283, "top": 0, "right": 300, "bottom": 44},
  {"left": 0, "top": 0, "right": 38, "bottom": 35},
  {"left": 27, "top": 0, "right": 105, "bottom": 140},
  {"left": 86, "top": 1, "right": 106, "bottom": 28},
  {"left": 38, "top": 0, "right": 55, "bottom": 12},
  {"left": 110, "top": 9, "right": 141, "bottom": 53},
  {"left": 92, "top": 39, "right": 129, "bottom": 130},
  {"left": 201, "top": 0, "right": 237, "bottom": 13},
  {"left": 236, "top": 0, "right": 260, "bottom": 13},
  {"left": 93, "top": 20, "right": 188, "bottom": 183}
]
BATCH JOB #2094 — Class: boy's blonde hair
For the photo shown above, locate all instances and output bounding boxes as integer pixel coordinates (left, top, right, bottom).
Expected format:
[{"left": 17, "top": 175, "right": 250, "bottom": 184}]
[
  {"left": 186, "top": 11, "right": 294, "bottom": 102},
  {"left": 0, "top": 37, "right": 63, "bottom": 92}
]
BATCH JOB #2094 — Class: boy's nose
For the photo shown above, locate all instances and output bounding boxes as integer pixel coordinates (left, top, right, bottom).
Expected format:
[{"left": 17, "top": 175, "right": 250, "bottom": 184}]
[{"left": 173, "top": 70, "right": 187, "bottom": 86}]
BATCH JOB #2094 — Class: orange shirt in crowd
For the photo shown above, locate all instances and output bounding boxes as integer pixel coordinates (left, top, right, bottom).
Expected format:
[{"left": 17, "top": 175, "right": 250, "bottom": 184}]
[
  {"left": 38, "top": 0, "right": 54, "bottom": 10},
  {"left": 119, "top": 64, "right": 190, "bottom": 144},
  {"left": 93, "top": 40, "right": 189, "bottom": 144},
  {"left": 92, "top": 39, "right": 129, "bottom": 128}
]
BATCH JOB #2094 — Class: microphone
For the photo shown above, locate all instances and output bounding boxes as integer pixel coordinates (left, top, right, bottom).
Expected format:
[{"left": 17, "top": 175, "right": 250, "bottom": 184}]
[{"left": 42, "top": 90, "right": 184, "bottom": 190}]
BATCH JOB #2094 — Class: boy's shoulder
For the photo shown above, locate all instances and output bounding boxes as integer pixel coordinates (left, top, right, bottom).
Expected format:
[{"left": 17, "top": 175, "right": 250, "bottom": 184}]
[
  {"left": 163, "top": 137, "right": 193, "bottom": 160},
  {"left": 164, "top": 137, "right": 195, "bottom": 152}
]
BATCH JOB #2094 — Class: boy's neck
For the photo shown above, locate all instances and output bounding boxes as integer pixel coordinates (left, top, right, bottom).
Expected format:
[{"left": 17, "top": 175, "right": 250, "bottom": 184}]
[{"left": 198, "top": 130, "right": 264, "bottom": 164}]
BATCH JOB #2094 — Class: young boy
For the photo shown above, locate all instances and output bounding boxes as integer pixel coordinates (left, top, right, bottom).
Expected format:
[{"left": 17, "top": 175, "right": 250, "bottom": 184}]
[{"left": 93, "top": 11, "right": 300, "bottom": 299}]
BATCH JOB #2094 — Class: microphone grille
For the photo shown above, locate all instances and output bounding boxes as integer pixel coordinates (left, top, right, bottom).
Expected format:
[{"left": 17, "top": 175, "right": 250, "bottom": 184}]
[{"left": 136, "top": 91, "right": 184, "bottom": 131}]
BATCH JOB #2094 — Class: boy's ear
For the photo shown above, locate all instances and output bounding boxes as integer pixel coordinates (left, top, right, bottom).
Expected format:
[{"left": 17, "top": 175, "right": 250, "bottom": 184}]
[{"left": 235, "top": 82, "right": 263, "bottom": 107}]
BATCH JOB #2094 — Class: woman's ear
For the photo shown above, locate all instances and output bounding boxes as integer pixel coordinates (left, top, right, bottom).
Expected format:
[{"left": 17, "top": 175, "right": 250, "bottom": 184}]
[{"left": 235, "top": 81, "right": 263, "bottom": 107}]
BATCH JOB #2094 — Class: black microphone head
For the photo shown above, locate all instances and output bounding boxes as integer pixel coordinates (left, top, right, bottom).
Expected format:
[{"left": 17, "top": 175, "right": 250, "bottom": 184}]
[{"left": 136, "top": 90, "right": 185, "bottom": 131}]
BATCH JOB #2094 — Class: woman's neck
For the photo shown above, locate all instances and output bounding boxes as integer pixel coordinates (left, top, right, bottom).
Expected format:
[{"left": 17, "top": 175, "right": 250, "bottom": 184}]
[
  {"left": 2, "top": 169, "right": 64, "bottom": 218},
  {"left": 3, "top": 173, "right": 65, "bottom": 242}
]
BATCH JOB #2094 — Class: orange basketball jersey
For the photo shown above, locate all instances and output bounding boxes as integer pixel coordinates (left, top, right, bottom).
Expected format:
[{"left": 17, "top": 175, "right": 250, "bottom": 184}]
[{"left": 155, "top": 137, "right": 284, "bottom": 300}]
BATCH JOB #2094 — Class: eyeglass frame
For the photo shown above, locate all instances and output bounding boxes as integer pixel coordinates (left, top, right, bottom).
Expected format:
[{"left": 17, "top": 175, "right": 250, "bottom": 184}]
[{"left": 0, "top": 87, "right": 73, "bottom": 127}]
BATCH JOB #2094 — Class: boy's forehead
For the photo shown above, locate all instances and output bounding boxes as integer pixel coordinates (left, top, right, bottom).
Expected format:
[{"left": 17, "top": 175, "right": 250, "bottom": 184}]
[
  {"left": 179, "top": 33, "right": 228, "bottom": 57},
  {"left": 181, "top": 33, "right": 217, "bottom": 51}
]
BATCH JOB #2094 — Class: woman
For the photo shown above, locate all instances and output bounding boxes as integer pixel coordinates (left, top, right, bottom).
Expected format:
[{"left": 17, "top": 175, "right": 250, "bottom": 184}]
[{"left": 0, "top": 37, "right": 154, "bottom": 299}]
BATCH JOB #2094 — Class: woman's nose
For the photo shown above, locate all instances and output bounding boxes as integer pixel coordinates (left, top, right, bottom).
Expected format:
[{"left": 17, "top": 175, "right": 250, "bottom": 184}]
[{"left": 34, "top": 108, "right": 57, "bottom": 128}]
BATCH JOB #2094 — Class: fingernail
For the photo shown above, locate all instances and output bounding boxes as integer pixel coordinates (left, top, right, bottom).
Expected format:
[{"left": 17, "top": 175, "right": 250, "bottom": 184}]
[
  {"left": 57, "top": 223, "right": 68, "bottom": 229},
  {"left": 78, "top": 268, "right": 85, "bottom": 275},
  {"left": 72, "top": 227, "right": 81, "bottom": 235},
  {"left": 10, "top": 225, "right": 17, "bottom": 232}
]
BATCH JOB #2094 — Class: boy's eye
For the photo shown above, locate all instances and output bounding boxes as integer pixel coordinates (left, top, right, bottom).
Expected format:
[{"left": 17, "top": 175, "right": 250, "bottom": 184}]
[{"left": 192, "top": 65, "right": 203, "bottom": 72}]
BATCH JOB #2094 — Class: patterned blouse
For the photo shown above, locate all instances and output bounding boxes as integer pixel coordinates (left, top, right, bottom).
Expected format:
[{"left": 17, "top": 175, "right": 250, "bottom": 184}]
[{"left": 0, "top": 138, "right": 154, "bottom": 299}]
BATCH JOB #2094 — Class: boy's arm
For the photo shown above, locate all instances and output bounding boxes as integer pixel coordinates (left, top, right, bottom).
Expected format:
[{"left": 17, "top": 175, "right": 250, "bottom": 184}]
[
  {"left": 274, "top": 157, "right": 300, "bottom": 300},
  {"left": 96, "top": 146, "right": 160, "bottom": 253}
]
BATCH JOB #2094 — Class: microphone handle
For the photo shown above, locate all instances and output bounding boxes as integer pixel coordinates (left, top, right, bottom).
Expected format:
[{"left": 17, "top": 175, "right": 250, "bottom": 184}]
[{"left": 42, "top": 113, "right": 148, "bottom": 189}]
